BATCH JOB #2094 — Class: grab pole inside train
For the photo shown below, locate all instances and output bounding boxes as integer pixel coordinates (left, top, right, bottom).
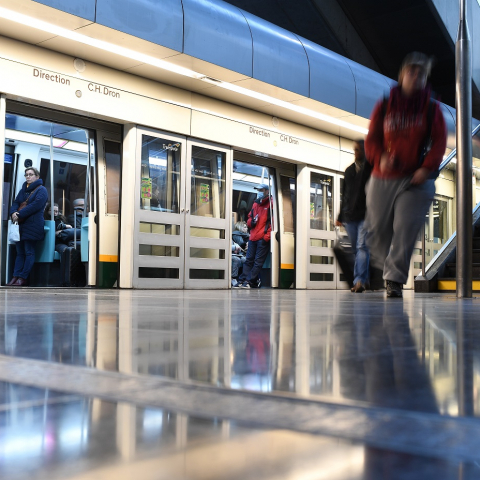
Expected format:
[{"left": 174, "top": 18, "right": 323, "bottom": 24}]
[{"left": 455, "top": 0, "right": 473, "bottom": 298}]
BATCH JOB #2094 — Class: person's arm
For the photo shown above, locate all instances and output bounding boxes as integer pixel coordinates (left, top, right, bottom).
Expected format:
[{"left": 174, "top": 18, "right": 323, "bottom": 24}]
[
  {"left": 365, "top": 100, "right": 385, "bottom": 170},
  {"left": 421, "top": 103, "right": 447, "bottom": 173},
  {"left": 336, "top": 166, "right": 350, "bottom": 225},
  {"left": 9, "top": 192, "right": 21, "bottom": 220},
  {"left": 411, "top": 103, "right": 447, "bottom": 185},
  {"left": 247, "top": 205, "right": 256, "bottom": 230}
]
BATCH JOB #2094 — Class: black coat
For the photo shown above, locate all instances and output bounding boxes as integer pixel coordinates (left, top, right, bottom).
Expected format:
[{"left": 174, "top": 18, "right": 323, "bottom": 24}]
[
  {"left": 338, "top": 160, "right": 372, "bottom": 223},
  {"left": 10, "top": 179, "right": 48, "bottom": 241}
]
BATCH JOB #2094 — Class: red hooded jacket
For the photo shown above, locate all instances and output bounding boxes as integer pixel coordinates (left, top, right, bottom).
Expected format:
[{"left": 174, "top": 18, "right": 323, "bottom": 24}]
[
  {"left": 247, "top": 196, "right": 273, "bottom": 242},
  {"left": 365, "top": 86, "right": 447, "bottom": 179}
]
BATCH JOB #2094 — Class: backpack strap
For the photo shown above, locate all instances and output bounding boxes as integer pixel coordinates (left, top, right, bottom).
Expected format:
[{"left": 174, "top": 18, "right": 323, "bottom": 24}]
[
  {"left": 264, "top": 206, "right": 271, "bottom": 234},
  {"left": 419, "top": 98, "right": 436, "bottom": 169}
]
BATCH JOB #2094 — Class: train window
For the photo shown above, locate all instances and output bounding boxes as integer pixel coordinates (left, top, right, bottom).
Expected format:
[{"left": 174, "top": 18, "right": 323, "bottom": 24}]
[
  {"left": 189, "top": 269, "right": 225, "bottom": 280},
  {"left": 190, "top": 248, "right": 225, "bottom": 259},
  {"left": 310, "top": 255, "right": 334, "bottom": 265},
  {"left": 139, "top": 245, "right": 179, "bottom": 257},
  {"left": 190, "top": 146, "right": 226, "bottom": 218},
  {"left": 310, "top": 239, "right": 333, "bottom": 248},
  {"left": 104, "top": 140, "right": 121, "bottom": 214},
  {"left": 139, "top": 222, "right": 180, "bottom": 235},
  {"left": 310, "top": 173, "right": 334, "bottom": 231},
  {"left": 280, "top": 176, "right": 295, "bottom": 234},
  {"left": 140, "top": 135, "right": 181, "bottom": 213},
  {"left": 139, "top": 267, "right": 179, "bottom": 278},
  {"left": 190, "top": 227, "right": 225, "bottom": 239},
  {"left": 310, "top": 273, "right": 334, "bottom": 281}
]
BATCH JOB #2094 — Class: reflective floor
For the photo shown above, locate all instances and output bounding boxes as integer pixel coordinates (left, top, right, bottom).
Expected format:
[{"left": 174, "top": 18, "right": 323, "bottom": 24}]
[{"left": 1, "top": 289, "right": 480, "bottom": 479}]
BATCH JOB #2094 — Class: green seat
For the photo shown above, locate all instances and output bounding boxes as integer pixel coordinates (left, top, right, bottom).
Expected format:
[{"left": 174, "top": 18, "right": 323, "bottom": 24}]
[{"left": 35, "top": 220, "right": 55, "bottom": 263}]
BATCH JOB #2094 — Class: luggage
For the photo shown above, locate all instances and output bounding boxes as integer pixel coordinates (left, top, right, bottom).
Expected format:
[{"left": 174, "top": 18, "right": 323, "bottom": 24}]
[
  {"left": 333, "top": 232, "right": 355, "bottom": 288},
  {"left": 60, "top": 246, "right": 85, "bottom": 287}
]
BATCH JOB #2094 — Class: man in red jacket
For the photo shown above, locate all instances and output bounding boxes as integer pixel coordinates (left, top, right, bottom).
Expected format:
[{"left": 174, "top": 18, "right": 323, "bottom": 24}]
[
  {"left": 365, "top": 52, "right": 447, "bottom": 298},
  {"left": 234, "top": 183, "right": 272, "bottom": 288}
]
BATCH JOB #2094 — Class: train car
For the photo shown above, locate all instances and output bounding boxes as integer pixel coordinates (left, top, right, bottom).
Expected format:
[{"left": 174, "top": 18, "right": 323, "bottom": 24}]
[{"left": 0, "top": 0, "right": 474, "bottom": 291}]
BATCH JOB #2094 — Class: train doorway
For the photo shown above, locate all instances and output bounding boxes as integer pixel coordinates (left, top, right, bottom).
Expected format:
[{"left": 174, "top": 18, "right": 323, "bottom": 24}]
[
  {"left": 2, "top": 103, "right": 122, "bottom": 287},
  {"left": 132, "top": 127, "right": 232, "bottom": 289},
  {"left": 232, "top": 152, "right": 296, "bottom": 289}
]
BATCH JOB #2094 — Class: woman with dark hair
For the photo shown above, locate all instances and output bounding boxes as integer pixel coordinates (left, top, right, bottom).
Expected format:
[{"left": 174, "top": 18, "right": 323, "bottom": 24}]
[
  {"left": 365, "top": 52, "right": 447, "bottom": 298},
  {"left": 8, "top": 167, "right": 48, "bottom": 286}
]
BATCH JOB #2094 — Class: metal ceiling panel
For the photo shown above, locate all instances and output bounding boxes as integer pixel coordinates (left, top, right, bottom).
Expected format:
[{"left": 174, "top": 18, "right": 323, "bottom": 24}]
[
  {"left": 298, "top": 35, "right": 355, "bottom": 115},
  {"left": 242, "top": 10, "right": 309, "bottom": 97},
  {"left": 183, "top": 0, "right": 253, "bottom": 77},
  {"left": 345, "top": 59, "right": 391, "bottom": 118},
  {"left": 32, "top": 0, "right": 96, "bottom": 21},
  {"left": 95, "top": 0, "right": 183, "bottom": 53}
]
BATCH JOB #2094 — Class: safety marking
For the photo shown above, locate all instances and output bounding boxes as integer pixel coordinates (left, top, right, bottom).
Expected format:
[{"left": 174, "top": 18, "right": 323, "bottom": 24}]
[
  {"left": 281, "top": 263, "right": 295, "bottom": 269},
  {"left": 438, "top": 280, "right": 480, "bottom": 291},
  {"left": 99, "top": 254, "right": 118, "bottom": 262}
]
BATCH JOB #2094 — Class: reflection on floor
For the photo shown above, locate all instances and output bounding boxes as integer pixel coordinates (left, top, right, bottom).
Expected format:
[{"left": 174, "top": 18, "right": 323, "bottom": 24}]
[{"left": 0, "top": 289, "right": 480, "bottom": 479}]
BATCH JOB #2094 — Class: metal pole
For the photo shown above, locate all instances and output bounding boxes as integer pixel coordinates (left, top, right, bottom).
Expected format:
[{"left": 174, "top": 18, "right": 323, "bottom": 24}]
[
  {"left": 49, "top": 124, "right": 55, "bottom": 222},
  {"left": 455, "top": 0, "right": 473, "bottom": 298}
]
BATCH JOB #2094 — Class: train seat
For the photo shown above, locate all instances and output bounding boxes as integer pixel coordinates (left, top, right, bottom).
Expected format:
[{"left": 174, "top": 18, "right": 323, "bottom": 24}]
[{"left": 35, "top": 220, "right": 56, "bottom": 263}]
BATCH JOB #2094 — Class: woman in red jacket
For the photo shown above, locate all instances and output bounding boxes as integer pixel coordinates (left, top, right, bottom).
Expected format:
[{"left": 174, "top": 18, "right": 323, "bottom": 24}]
[{"left": 365, "top": 52, "right": 447, "bottom": 298}]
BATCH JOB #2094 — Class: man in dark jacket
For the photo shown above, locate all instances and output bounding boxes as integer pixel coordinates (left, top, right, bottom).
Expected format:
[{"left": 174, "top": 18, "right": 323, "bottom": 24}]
[
  {"left": 336, "top": 140, "right": 372, "bottom": 293},
  {"left": 234, "top": 184, "right": 272, "bottom": 288}
]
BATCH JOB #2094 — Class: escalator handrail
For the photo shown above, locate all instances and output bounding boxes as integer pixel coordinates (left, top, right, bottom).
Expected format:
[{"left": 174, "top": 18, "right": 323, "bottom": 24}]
[
  {"left": 438, "top": 123, "right": 480, "bottom": 171},
  {"left": 422, "top": 124, "right": 480, "bottom": 276}
]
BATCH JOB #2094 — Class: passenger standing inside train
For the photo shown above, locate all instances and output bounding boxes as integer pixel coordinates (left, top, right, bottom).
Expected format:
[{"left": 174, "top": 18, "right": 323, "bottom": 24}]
[
  {"left": 335, "top": 140, "right": 372, "bottom": 293},
  {"left": 365, "top": 52, "right": 447, "bottom": 298},
  {"left": 234, "top": 184, "right": 272, "bottom": 288},
  {"left": 8, "top": 167, "right": 48, "bottom": 286}
]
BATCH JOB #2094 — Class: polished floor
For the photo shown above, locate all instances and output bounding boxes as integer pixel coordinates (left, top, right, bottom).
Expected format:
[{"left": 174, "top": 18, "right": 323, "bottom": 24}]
[{"left": 1, "top": 288, "right": 480, "bottom": 479}]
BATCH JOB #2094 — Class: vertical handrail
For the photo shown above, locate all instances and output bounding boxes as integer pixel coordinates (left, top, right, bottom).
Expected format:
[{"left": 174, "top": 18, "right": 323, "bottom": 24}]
[
  {"left": 422, "top": 223, "right": 426, "bottom": 278},
  {"left": 49, "top": 123, "right": 54, "bottom": 222}
]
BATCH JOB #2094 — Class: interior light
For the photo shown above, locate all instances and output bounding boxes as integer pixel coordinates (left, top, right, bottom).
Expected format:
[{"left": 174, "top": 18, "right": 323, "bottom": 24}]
[{"left": 0, "top": 6, "right": 369, "bottom": 136}]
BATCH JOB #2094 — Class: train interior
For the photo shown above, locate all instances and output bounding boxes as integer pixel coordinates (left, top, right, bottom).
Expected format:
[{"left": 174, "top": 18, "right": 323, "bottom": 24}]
[
  {"left": 231, "top": 160, "right": 275, "bottom": 288},
  {"left": 2, "top": 113, "right": 92, "bottom": 287}
]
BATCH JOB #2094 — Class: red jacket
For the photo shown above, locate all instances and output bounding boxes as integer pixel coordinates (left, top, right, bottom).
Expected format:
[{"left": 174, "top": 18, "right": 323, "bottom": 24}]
[
  {"left": 365, "top": 86, "right": 447, "bottom": 179},
  {"left": 247, "top": 196, "right": 273, "bottom": 242}
]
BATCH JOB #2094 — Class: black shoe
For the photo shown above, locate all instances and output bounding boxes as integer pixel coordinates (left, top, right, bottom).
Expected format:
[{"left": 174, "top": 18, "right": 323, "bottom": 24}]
[{"left": 386, "top": 280, "right": 402, "bottom": 298}]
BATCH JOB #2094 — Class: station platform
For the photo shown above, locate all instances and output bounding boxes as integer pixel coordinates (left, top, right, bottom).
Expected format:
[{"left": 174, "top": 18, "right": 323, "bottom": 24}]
[{"left": 0, "top": 288, "right": 479, "bottom": 479}]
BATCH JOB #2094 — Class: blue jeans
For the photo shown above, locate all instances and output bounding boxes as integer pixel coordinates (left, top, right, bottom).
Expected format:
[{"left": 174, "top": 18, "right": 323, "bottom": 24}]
[
  {"left": 232, "top": 255, "right": 246, "bottom": 278},
  {"left": 238, "top": 239, "right": 270, "bottom": 285},
  {"left": 14, "top": 239, "right": 37, "bottom": 279},
  {"left": 344, "top": 220, "right": 369, "bottom": 286}
]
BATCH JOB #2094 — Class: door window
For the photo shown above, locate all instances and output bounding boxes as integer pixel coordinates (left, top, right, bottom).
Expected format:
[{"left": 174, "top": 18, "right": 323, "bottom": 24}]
[
  {"left": 190, "top": 146, "right": 226, "bottom": 218},
  {"left": 140, "top": 135, "right": 181, "bottom": 213},
  {"left": 310, "top": 173, "right": 334, "bottom": 231}
]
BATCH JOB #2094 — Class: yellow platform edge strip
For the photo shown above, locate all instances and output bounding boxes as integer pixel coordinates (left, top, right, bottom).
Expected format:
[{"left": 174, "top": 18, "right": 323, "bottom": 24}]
[
  {"left": 281, "top": 263, "right": 295, "bottom": 270},
  {"left": 438, "top": 280, "right": 480, "bottom": 290},
  {"left": 99, "top": 255, "right": 118, "bottom": 263}
]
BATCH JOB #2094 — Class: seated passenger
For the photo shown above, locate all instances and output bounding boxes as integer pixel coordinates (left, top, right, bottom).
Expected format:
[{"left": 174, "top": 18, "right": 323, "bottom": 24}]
[
  {"left": 231, "top": 241, "right": 246, "bottom": 287},
  {"left": 232, "top": 221, "right": 249, "bottom": 250},
  {"left": 44, "top": 203, "right": 73, "bottom": 254},
  {"left": 67, "top": 198, "right": 85, "bottom": 229}
]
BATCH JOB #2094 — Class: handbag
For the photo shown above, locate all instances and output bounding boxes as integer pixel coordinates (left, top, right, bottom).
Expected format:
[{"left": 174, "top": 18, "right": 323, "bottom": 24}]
[{"left": 8, "top": 222, "right": 20, "bottom": 243}]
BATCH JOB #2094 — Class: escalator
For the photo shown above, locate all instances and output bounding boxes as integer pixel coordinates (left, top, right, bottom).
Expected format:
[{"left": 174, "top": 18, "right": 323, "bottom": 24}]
[{"left": 414, "top": 124, "right": 480, "bottom": 292}]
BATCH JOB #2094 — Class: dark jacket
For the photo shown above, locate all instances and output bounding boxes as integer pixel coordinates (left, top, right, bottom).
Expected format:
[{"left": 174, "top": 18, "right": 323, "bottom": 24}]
[
  {"left": 10, "top": 179, "right": 48, "bottom": 241},
  {"left": 338, "top": 160, "right": 372, "bottom": 223},
  {"left": 67, "top": 211, "right": 84, "bottom": 229},
  {"left": 232, "top": 230, "right": 249, "bottom": 249}
]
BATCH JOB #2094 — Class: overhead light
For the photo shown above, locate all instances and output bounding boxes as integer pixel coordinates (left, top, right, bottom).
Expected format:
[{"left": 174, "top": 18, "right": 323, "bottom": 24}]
[{"left": 0, "top": 6, "right": 368, "bottom": 136}]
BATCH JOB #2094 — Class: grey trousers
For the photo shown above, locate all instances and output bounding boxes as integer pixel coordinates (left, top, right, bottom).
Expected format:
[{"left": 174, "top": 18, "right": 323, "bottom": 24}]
[{"left": 365, "top": 176, "right": 435, "bottom": 284}]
